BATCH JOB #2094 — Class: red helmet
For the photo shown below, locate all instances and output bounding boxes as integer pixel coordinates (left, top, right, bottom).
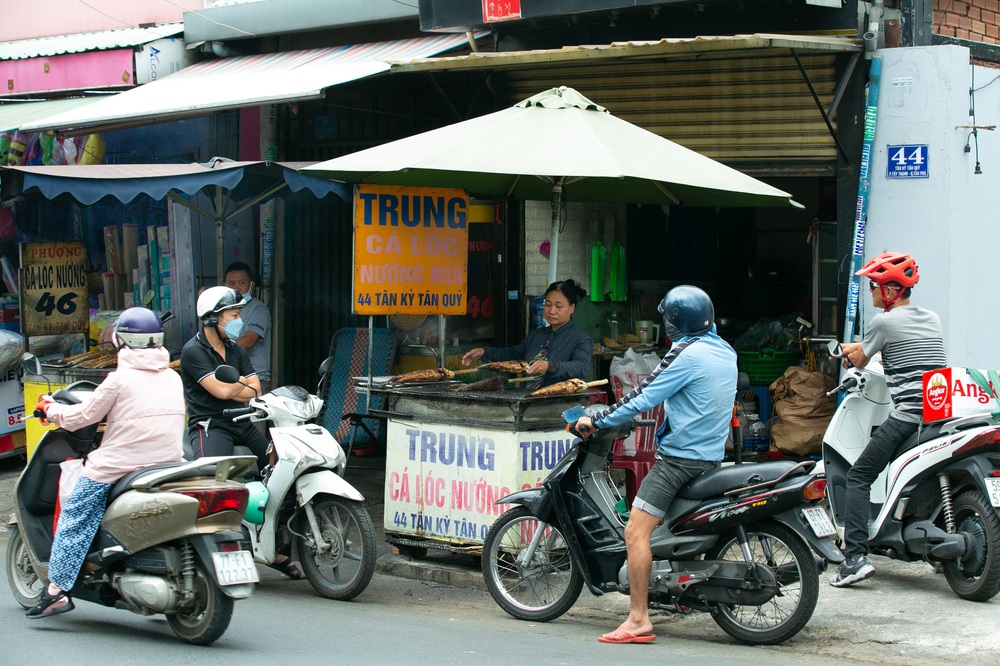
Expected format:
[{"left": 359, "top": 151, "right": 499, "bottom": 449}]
[{"left": 855, "top": 252, "right": 919, "bottom": 288}]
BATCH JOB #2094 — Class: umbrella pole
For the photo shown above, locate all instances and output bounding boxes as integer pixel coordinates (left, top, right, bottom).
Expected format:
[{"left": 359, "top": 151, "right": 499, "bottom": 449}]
[
  {"left": 216, "top": 186, "right": 226, "bottom": 282},
  {"left": 547, "top": 182, "right": 564, "bottom": 286}
]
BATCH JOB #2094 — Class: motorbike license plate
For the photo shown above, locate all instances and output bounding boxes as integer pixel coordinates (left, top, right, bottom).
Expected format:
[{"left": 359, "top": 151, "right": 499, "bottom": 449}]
[
  {"left": 802, "top": 507, "right": 837, "bottom": 538},
  {"left": 212, "top": 551, "right": 259, "bottom": 586},
  {"left": 985, "top": 478, "right": 1000, "bottom": 508}
]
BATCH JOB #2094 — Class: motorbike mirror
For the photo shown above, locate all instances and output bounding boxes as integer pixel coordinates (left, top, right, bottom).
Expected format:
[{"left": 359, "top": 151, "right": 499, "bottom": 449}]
[
  {"left": 827, "top": 340, "right": 844, "bottom": 357},
  {"left": 21, "top": 352, "right": 43, "bottom": 377},
  {"left": 22, "top": 352, "right": 52, "bottom": 395},
  {"left": 214, "top": 365, "right": 240, "bottom": 384}
]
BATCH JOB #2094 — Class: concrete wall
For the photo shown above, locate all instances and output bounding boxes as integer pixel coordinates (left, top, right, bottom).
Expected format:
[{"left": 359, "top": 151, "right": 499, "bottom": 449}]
[
  {"left": 866, "top": 45, "right": 1000, "bottom": 369},
  {"left": 522, "top": 200, "right": 625, "bottom": 298}
]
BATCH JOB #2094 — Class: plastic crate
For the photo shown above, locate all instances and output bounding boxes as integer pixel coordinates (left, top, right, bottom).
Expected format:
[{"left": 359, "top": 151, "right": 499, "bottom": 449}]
[{"left": 737, "top": 349, "right": 800, "bottom": 386}]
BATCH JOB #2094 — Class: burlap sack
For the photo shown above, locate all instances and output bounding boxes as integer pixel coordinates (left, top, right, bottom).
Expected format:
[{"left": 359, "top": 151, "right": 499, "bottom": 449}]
[{"left": 768, "top": 366, "right": 837, "bottom": 456}]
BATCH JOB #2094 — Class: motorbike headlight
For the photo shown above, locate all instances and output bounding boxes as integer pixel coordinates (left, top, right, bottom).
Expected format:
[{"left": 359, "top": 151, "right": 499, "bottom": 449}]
[{"left": 282, "top": 395, "right": 316, "bottom": 420}]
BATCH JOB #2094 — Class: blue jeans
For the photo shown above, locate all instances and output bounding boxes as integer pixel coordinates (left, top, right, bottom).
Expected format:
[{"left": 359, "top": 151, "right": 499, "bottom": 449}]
[{"left": 842, "top": 416, "right": 920, "bottom": 557}]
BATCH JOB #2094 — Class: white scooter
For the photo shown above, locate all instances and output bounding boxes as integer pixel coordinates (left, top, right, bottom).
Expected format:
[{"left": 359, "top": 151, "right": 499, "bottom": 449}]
[
  {"left": 213, "top": 364, "right": 377, "bottom": 601},
  {"left": 822, "top": 343, "right": 1000, "bottom": 600}
]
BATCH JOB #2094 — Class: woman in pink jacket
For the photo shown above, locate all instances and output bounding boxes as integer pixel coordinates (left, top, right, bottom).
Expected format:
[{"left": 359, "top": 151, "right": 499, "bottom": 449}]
[{"left": 27, "top": 308, "right": 186, "bottom": 619}]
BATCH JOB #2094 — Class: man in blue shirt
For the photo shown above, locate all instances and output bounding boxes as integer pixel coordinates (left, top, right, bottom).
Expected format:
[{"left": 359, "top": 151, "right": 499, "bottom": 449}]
[{"left": 576, "top": 285, "right": 737, "bottom": 644}]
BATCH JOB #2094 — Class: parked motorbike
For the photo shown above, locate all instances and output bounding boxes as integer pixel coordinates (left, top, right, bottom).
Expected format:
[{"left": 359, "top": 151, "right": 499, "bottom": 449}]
[
  {"left": 822, "top": 342, "right": 1000, "bottom": 600},
  {"left": 212, "top": 363, "right": 376, "bottom": 601},
  {"left": 7, "top": 356, "right": 256, "bottom": 645},
  {"left": 481, "top": 405, "right": 843, "bottom": 645}
]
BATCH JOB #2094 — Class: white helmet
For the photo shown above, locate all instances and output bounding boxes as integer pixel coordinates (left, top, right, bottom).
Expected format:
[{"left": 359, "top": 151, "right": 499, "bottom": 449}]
[{"left": 197, "top": 286, "right": 245, "bottom": 327}]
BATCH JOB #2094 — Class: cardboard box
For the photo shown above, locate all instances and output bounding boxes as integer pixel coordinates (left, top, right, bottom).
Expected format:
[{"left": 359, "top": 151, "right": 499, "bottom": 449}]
[{"left": 923, "top": 367, "right": 1000, "bottom": 422}]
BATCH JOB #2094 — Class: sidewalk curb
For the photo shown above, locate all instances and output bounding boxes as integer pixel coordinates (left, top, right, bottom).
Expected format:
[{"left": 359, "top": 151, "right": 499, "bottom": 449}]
[{"left": 376, "top": 553, "right": 486, "bottom": 591}]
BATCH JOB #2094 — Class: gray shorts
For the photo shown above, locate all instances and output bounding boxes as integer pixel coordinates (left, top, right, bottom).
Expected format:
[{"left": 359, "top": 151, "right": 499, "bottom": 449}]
[{"left": 632, "top": 455, "right": 720, "bottom": 519}]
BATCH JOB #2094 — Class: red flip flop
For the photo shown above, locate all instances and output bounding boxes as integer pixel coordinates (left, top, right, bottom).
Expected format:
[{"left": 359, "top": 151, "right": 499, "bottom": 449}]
[{"left": 597, "top": 628, "right": 656, "bottom": 644}]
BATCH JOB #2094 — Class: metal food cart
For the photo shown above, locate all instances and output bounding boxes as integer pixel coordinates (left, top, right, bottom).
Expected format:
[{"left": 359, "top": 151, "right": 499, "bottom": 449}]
[{"left": 372, "top": 382, "right": 599, "bottom": 551}]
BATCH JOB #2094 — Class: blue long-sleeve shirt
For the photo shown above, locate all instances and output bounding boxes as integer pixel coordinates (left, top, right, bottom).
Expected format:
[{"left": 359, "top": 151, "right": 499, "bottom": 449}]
[
  {"left": 483, "top": 320, "right": 593, "bottom": 387},
  {"left": 593, "top": 328, "right": 737, "bottom": 461}
]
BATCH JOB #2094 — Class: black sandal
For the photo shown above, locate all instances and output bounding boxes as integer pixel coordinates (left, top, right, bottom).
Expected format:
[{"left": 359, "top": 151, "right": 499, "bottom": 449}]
[
  {"left": 26, "top": 589, "right": 75, "bottom": 619},
  {"left": 266, "top": 558, "right": 304, "bottom": 580}
]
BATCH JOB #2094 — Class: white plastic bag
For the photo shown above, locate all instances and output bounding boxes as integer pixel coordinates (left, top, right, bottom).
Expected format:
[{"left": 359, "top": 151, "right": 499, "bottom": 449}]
[
  {"left": 58, "top": 458, "right": 85, "bottom": 509},
  {"left": 609, "top": 348, "right": 665, "bottom": 457}
]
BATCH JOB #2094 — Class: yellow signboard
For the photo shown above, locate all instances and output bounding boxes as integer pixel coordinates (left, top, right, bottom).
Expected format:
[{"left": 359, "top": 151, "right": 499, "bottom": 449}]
[
  {"left": 353, "top": 185, "right": 469, "bottom": 315},
  {"left": 19, "top": 241, "right": 89, "bottom": 336}
]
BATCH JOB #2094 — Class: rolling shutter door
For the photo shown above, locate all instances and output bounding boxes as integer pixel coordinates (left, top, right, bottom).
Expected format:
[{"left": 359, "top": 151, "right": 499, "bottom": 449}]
[{"left": 504, "top": 50, "right": 839, "bottom": 176}]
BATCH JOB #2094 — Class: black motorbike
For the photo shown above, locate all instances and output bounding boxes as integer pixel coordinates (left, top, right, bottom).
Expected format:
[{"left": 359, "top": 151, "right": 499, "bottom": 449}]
[{"left": 481, "top": 405, "right": 844, "bottom": 645}]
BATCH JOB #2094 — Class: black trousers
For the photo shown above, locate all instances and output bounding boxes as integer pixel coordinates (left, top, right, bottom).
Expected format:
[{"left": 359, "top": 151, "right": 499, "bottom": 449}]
[
  {"left": 842, "top": 415, "right": 920, "bottom": 557},
  {"left": 188, "top": 417, "right": 270, "bottom": 471}
]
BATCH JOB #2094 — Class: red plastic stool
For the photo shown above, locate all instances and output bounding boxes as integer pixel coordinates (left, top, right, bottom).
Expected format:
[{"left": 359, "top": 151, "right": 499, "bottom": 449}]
[{"left": 610, "top": 456, "right": 655, "bottom": 507}]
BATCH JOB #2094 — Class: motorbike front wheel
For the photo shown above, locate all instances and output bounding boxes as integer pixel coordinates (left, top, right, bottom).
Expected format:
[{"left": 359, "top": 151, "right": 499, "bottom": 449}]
[
  {"left": 481, "top": 506, "right": 583, "bottom": 622},
  {"left": 943, "top": 489, "right": 1000, "bottom": 601},
  {"left": 706, "top": 520, "right": 819, "bottom": 645},
  {"left": 6, "top": 525, "right": 42, "bottom": 608},
  {"left": 167, "top": 557, "right": 234, "bottom": 645},
  {"left": 294, "top": 496, "right": 376, "bottom": 601}
]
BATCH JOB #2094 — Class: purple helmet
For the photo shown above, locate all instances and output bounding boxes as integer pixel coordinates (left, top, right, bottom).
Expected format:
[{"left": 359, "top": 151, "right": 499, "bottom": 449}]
[{"left": 113, "top": 307, "right": 164, "bottom": 349}]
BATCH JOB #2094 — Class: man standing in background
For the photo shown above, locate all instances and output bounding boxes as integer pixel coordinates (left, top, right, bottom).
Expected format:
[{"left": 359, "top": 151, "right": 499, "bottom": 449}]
[{"left": 224, "top": 262, "right": 272, "bottom": 397}]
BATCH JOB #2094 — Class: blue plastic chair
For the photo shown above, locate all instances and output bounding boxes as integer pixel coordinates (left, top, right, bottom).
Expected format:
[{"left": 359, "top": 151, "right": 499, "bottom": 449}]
[{"left": 317, "top": 327, "right": 396, "bottom": 458}]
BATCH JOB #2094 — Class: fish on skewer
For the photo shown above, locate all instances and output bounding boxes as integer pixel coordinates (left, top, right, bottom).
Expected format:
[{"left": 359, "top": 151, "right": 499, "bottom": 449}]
[
  {"left": 451, "top": 376, "right": 505, "bottom": 392},
  {"left": 479, "top": 360, "right": 531, "bottom": 376},
  {"left": 391, "top": 367, "right": 477, "bottom": 384},
  {"left": 528, "top": 378, "right": 608, "bottom": 397}
]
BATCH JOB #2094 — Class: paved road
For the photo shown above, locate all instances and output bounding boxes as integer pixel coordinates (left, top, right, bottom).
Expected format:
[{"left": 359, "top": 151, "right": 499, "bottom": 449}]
[{"left": 1, "top": 455, "right": 997, "bottom": 664}]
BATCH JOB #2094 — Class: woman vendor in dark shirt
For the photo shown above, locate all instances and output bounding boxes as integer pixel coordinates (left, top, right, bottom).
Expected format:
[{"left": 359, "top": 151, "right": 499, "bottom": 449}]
[{"left": 462, "top": 279, "right": 594, "bottom": 388}]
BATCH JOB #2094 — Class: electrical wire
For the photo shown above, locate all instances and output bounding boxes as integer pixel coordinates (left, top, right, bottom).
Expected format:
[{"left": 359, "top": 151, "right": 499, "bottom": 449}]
[{"left": 158, "top": 0, "right": 257, "bottom": 37}]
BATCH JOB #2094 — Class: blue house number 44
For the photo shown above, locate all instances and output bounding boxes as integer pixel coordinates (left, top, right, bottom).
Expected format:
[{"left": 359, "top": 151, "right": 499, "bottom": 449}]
[{"left": 887, "top": 144, "right": 928, "bottom": 178}]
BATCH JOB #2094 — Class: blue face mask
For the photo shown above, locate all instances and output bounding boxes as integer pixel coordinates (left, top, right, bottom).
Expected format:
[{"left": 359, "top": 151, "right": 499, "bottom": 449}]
[
  {"left": 242, "top": 292, "right": 252, "bottom": 302},
  {"left": 223, "top": 317, "right": 244, "bottom": 340}
]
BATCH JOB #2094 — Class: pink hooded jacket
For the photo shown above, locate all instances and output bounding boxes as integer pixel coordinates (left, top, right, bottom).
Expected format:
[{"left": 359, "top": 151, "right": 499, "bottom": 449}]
[{"left": 44, "top": 346, "right": 185, "bottom": 484}]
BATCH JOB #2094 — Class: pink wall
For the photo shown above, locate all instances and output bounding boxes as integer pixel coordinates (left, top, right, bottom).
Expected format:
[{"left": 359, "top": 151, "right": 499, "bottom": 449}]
[
  {"left": 3, "top": 0, "right": 202, "bottom": 41},
  {"left": 0, "top": 50, "right": 136, "bottom": 96}
]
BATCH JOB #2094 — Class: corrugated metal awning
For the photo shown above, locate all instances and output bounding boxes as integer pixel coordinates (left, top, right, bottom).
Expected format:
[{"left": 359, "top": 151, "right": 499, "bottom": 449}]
[
  {"left": 0, "top": 23, "right": 183, "bottom": 61},
  {"left": 0, "top": 97, "right": 108, "bottom": 132},
  {"left": 390, "top": 34, "right": 861, "bottom": 72},
  {"left": 20, "top": 34, "right": 480, "bottom": 136}
]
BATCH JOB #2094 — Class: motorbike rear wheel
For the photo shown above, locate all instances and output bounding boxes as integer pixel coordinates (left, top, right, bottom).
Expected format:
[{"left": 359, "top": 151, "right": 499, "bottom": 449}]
[
  {"left": 705, "top": 520, "right": 819, "bottom": 645},
  {"left": 294, "top": 496, "right": 376, "bottom": 601},
  {"left": 6, "top": 525, "right": 42, "bottom": 608},
  {"left": 943, "top": 489, "right": 1000, "bottom": 601},
  {"left": 482, "top": 506, "right": 583, "bottom": 622},
  {"left": 167, "top": 558, "right": 234, "bottom": 645}
]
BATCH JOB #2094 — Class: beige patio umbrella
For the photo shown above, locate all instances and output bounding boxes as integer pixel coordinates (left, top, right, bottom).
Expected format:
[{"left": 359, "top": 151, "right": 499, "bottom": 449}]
[{"left": 302, "top": 86, "right": 800, "bottom": 283}]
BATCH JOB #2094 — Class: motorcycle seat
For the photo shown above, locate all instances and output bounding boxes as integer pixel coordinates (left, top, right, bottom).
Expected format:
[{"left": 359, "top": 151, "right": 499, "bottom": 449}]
[
  {"left": 677, "top": 461, "right": 804, "bottom": 500},
  {"left": 106, "top": 462, "right": 191, "bottom": 504},
  {"left": 900, "top": 416, "right": 993, "bottom": 451}
]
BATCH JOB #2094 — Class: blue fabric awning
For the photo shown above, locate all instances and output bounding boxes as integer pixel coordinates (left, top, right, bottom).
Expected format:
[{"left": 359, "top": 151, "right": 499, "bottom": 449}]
[{"left": 1, "top": 159, "right": 348, "bottom": 205}]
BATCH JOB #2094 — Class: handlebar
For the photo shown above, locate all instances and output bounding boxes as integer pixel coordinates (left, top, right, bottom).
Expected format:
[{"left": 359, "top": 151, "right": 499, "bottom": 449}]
[
  {"left": 566, "top": 417, "right": 657, "bottom": 440},
  {"left": 826, "top": 375, "right": 859, "bottom": 397},
  {"left": 222, "top": 407, "right": 257, "bottom": 418}
]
